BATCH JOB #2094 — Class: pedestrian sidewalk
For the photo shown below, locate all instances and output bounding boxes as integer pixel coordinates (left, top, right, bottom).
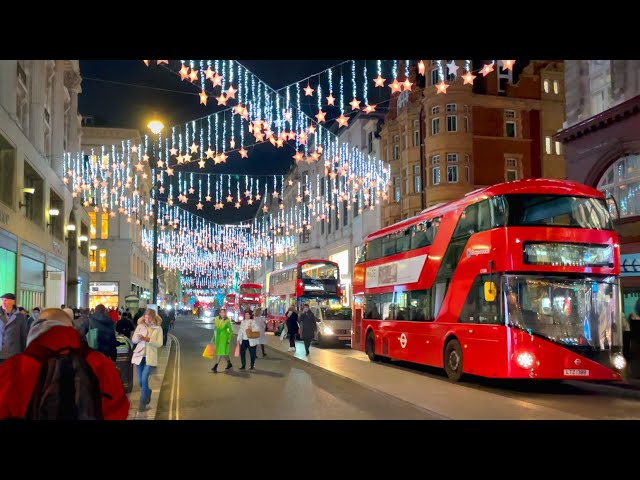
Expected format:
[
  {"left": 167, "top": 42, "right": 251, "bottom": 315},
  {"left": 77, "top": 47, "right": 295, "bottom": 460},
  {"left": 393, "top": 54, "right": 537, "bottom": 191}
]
[
  {"left": 127, "top": 335, "right": 173, "bottom": 420},
  {"left": 265, "top": 334, "right": 591, "bottom": 420}
]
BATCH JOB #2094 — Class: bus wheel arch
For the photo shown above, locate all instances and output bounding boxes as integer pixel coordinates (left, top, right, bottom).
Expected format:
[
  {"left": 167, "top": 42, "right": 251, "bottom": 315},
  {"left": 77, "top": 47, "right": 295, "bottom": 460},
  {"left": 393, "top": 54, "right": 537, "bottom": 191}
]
[{"left": 443, "top": 336, "right": 464, "bottom": 382}]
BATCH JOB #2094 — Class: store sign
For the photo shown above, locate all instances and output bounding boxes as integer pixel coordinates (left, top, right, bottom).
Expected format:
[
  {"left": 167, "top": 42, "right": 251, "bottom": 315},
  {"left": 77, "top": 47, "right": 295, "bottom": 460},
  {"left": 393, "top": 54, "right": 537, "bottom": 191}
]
[
  {"left": 366, "top": 254, "right": 427, "bottom": 288},
  {"left": 622, "top": 254, "right": 640, "bottom": 277},
  {"left": 90, "top": 282, "right": 118, "bottom": 295},
  {"left": 0, "top": 208, "right": 9, "bottom": 225}
]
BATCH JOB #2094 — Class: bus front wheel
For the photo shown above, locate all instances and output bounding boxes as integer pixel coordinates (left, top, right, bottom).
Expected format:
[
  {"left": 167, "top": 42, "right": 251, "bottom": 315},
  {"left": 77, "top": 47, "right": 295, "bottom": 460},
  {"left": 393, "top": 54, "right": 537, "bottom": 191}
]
[
  {"left": 444, "top": 339, "right": 464, "bottom": 382},
  {"left": 366, "top": 332, "right": 380, "bottom": 362}
]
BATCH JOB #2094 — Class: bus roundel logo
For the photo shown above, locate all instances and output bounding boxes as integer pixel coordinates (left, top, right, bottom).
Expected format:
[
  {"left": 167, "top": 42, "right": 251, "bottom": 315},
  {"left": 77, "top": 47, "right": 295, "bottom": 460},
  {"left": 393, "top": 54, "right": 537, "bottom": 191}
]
[{"left": 400, "top": 333, "right": 407, "bottom": 348}]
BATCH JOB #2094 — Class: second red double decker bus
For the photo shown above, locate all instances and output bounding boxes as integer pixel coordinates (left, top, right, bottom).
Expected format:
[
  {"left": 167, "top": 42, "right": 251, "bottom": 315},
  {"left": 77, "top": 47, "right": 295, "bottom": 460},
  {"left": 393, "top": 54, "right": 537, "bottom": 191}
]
[{"left": 352, "top": 179, "right": 626, "bottom": 382}]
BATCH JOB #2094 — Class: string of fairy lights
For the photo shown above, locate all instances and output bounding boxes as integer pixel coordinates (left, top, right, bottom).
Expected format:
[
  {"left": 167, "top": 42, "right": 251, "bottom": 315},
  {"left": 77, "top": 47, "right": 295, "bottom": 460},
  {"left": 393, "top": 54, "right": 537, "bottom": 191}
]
[{"left": 69, "top": 59, "right": 516, "bottom": 294}]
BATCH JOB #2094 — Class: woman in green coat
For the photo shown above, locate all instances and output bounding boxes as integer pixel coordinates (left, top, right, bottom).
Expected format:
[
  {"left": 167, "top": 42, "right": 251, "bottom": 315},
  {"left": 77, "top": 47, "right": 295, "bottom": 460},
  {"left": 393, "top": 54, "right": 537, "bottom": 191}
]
[{"left": 211, "top": 308, "right": 234, "bottom": 373}]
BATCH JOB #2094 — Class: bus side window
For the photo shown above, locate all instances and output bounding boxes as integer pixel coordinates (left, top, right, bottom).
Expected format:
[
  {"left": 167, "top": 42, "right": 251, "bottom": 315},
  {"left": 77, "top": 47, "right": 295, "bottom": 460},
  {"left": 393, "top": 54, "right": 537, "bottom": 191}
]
[
  {"left": 396, "top": 229, "right": 412, "bottom": 254},
  {"left": 460, "top": 275, "right": 502, "bottom": 324},
  {"left": 453, "top": 203, "right": 479, "bottom": 238},
  {"left": 411, "top": 222, "right": 430, "bottom": 249}
]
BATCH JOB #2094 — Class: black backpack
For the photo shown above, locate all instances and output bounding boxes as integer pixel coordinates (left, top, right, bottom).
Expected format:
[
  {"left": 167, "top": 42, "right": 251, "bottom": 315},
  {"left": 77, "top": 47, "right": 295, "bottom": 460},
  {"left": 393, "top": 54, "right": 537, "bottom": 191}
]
[{"left": 25, "top": 343, "right": 104, "bottom": 420}]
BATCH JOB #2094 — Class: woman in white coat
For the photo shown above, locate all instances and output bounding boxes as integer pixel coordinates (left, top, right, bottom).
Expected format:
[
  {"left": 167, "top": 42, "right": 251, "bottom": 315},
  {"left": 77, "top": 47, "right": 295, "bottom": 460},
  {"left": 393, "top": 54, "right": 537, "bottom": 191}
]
[
  {"left": 131, "top": 309, "right": 163, "bottom": 411},
  {"left": 237, "top": 310, "right": 260, "bottom": 370},
  {"left": 253, "top": 308, "right": 268, "bottom": 358}
]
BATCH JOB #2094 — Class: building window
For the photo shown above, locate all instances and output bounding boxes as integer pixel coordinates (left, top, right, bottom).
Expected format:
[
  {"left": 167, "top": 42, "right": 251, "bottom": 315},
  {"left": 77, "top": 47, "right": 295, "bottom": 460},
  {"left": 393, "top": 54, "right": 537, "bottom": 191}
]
[
  {"left": 597, "top": 153, "right": 640, "bottom": 218},
  {"left": 432, "top": 106, "right": 440, "bottom": 115},
  {"left": 506, "top": 170, "right": 518, "bottom": 182},
  {"left": 405, "top": 173, "right": 409, "bottom": 195},
  {"left": 0, "top": 133, "right": 16, "bottom": 208},
  {"left": 89, "top": 249, "right": 97, "bottom": 273},
  {"left": 447, "top": 153, "right": 458, "bottom": 163},
  {"left": 505, "top": 110, "right": 515, "bottom": 119},
  {"left": 432, "top": 167, "right": 441, "bottom": 185},
  {"left": 446, "top": 103, "right": 457, "bottom": 113},
  {"left": 414, "top": 165, "right": 422, "bottom": 193},
  {"left": 321, "top": 218, "right": 325, "bottom": 234},
  {"left": 465, "top": 166, "right": 470, "bottom": 183},
  {"left": 465, "top": 153, "right": 471, "bottom": 163},
  {"left": 431, "top": 118, "right": 440, "bottom": 135},
  {"left": 413, "top": 119, "right": 420, "bottom": 147},
  {"left": 99, "top": 249, "right": 107, "bottom": 272},
  {"left": 23, "top": 160, "right": 44, "bottom": 226},
  {"left": 464, "top": 116, "right": 469, "bottom": 133},
  {"left": 393, "top": 135, "right": 400, "bottom": 160},
  {"left": 431, "top": 68, "right": 439, "bottom": 86},
  {"left": 545, "top": 136, "right": 552, "bottom": 155},
  {"left": 368, "top": 131, "right": 374, "bottom": 153},
  {"left": 343, "top": 199, "right": 348, "bottom": 226},
  {"left": 446, "top": 115, "right": 457, "bottom": 132},
  {"left": 447, "top": 165, "right": 459, "bottom": 183},
  {"left": 553, "top": 80, "right": 559, "bottom": 94},
  {"left": 335, "top": 208, "right": 340, "bottom": 230},
  {"left": 89, "top": 211, "right": 97, "bottom": 239},
  {"left": 432, "top": 155, "right": 440, "bottom": 165},
  {"left": 49, "top": 189, "right": 64, "bottom": 241},
  {"left": 544, "top": 79, "right": 550, "bottom": 93},
  {"left": 463, "top": 105, "right": 470, "bottom": 113},
  {"left": 505, "top": 121, "right": 516, "bottom": 138},
  {"left": 394, "top": 177, "right": 401, "bottom": 203},
  {"left": 555, "top": 140, "right": 561, "bottom": 155},
  {"left": 505, "top": 158, "right": 520, "bottom": 182},
  {"left": 101, "top": 213, "right": 109, "bottom": 239}
]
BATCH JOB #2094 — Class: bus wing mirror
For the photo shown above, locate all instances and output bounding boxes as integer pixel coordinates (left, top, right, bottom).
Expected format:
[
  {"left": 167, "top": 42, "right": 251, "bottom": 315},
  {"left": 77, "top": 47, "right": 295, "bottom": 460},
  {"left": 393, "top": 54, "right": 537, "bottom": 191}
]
[{"left": 484, "top": 281, "right": 497, "bottom": 302}]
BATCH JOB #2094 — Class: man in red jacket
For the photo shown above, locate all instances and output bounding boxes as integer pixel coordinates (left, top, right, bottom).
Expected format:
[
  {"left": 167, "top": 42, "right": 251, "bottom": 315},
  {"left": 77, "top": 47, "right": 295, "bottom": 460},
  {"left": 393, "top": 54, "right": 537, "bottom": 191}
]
[{"left": 0, "top": 308, "right": 130, "bottom": 420}]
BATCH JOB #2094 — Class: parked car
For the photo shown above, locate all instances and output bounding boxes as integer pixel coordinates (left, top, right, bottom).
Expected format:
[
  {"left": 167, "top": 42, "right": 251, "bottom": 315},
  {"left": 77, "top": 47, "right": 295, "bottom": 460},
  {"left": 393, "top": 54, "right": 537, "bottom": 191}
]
[{"left": 312, "top": 306, "right": 352, "bottom": 347}]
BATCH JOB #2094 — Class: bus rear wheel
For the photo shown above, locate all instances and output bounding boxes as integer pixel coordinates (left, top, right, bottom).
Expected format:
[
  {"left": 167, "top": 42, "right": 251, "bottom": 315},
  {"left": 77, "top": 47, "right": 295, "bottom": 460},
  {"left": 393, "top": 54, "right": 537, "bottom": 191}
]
[
  {"left": 366, "top": 331, "right": 380, "bottom": 362},
  {"left": 444, "top": 339, "right": 464, "bottom": 382}
]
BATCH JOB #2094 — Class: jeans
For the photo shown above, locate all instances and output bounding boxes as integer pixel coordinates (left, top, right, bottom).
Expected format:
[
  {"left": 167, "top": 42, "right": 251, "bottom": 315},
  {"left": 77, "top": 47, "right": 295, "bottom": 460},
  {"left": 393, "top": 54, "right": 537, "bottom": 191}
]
[
  {"left": 303, "top": 338, "right": 312, "bottom": 354},
  {"left": 289, "top": 333, "right": 296, "bottom": 348},
  {"left": 136, "top": 357, "right": 156, "bottom": 406},
  {"left": 240, "top": 340, "right": 256, "bottom": 368}
]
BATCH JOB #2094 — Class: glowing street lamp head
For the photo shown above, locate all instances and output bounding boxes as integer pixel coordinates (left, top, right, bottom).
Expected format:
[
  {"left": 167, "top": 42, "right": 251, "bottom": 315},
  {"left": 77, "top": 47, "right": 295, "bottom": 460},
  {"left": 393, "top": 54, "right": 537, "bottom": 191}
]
[{"left": 147, "top": 119, "right": 165, "bottom": 135}]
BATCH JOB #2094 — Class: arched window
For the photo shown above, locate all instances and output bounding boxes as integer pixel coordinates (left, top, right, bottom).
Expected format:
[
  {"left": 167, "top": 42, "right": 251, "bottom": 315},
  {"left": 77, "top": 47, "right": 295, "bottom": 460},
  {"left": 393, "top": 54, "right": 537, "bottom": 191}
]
[{"left": 597, "top": 153, "right": 640, "bottom": 218}]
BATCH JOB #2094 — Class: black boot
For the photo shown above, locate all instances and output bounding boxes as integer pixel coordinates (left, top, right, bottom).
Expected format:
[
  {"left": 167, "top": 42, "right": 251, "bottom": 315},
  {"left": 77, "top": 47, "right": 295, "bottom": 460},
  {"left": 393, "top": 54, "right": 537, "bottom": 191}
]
[
  {"left": 225, "top": 359, "right": 232, "bottom": 370},
  {"left": 211, "top": 363, "right": 218, "bottom": 373}
]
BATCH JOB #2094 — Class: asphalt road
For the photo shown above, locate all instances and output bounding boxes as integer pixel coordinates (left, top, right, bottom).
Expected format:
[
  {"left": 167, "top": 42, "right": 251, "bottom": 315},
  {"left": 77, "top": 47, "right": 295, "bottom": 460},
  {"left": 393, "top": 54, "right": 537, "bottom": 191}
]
[{"left": 155, "top": 317, "right": 441, "bottom": 420}]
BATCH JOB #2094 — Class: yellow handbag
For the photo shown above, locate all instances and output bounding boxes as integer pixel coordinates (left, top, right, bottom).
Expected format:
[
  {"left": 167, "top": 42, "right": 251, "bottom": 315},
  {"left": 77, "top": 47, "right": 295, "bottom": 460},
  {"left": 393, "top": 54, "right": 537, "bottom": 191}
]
[{"left": 202, "top": 343, "right": 216, "bottom": 359}]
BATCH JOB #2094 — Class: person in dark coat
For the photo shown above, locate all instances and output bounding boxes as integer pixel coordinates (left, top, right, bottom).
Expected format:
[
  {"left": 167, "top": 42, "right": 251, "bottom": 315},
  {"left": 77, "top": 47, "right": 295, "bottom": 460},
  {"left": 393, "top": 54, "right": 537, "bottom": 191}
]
[
  {"left": 298, "top": 303, "right": 317, "bottom": 356},
  {"left": 285, "top": 305, "right": 299, "bottom": 352},
  {"left": 159, "top": 309, "right": 170, "bottom": 346},
  {"left": 0, "top": 293, "right": 29, "bottom": 364},
  {"left": 89, "top": 304, "right": 117, "bottom": 361},
  {"left": 73, "top": 308, "right": 90, "bottom": 341},
  {"left": 116, "top": 314, "right": 135, "bottom": 338},
  {"left": 133, "top": 308, "right": 144, "bottom": 325}
]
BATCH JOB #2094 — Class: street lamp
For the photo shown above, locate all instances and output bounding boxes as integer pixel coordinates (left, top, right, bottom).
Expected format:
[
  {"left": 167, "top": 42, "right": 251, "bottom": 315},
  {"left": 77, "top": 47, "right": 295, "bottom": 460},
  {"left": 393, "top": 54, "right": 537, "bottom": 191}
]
[{"left": 147, "top": 118, "right": 164, "bottom": 305}]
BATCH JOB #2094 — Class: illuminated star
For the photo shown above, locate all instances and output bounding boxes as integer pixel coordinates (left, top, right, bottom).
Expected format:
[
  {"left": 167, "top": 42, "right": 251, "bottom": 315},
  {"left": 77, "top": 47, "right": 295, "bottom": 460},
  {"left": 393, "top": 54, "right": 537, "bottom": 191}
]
[
  {"left": 226, "top": 195, "right": 233, "bottom": 202},
  {"left": 350, "top": 98, "right": 361, "bottom": 110},
  {"left": 373, "top": 74, "right": 386, "bottom": 87},
  {"left": 480, "top": 62, "right": 495, "bottom": 77},
  {"left": 142, "top": 154, "right": 149, "bottom": 162},
  {"left": 199, "top": 90, "right": 208, "bottom": 105},
  {"left": 304, "top": 84, "right": 314, "bottom": 96},
  {"left": 176, "top": 154, "right": 184, "bottom": 164},
  {"left": 337, "top": 114, "right": 349, "bottom": 127},
  {"left": 239, "top": 147, "right": 248, "bottom": 158},
  {"left": 447, "top": 60, "right": 459, "bottom": 77},
  {"left": 196, "top": 202, "right": 203, "bottom": 210},
  {"left": 272, "top": 191, "right": 279, "bottom": 198},
  {"left": 363, "top": 104, "right": 377, "bottom": 114},
  {"left": 156, "top": 160, "right": 164, "bottom": 168},
  {"left": 247, "top": 199, "right": 253, "bottom": 205},
  {"left": 296, "top": 195, "right": 303, "bottom": 203},
  {"left": 190, "top": 143, "right": 199, "bottom": 154},
  {"left": 205, "top": 195, "right": 212, "bottom": 202},
  {"left": 389, "top": 79, "right": 402, "bottom": 93},
  {"left": 326, "top": 93, "right": 335, "bottom": 106},
  {"left": 315, "top": 110, "right": 326, "bottom": 123},
  {"left": 244, "top": 189, "right": 251, "bottom": 197},
  {"left": 198, "top": 159, "right": 205, "bottom": 169},
  {"left": 501, "top": 60, "right": 516, "bottom": 70},
  {"left": 403, "top": 79, "right": 413, "bottom": 91},
  {"left": 135, "top": 163, "right": 144, "bottom": 171},
  {"left": 255, "top": 194, "right": 261, "bottom": 201},
  {"left": 218, "top": 152, "right": 227, "bottom": 163},
  {"left": 284, "top": 110, "right": 292, "bottom": 122},
  {"left": 230, "top": 138, "right": 235, "bottom": 148},
  {"left": 165, "top": 167, "right": 174, "bottom": 176},
  {"left": 212, "top": 73, "right": 223, "bottom": 87},
  {"left": 216, "top": 94, "right": 228, "bottom": 106},
  {"left": 131, "top": 145, "right": 138, "bottom": 153},
  {"left": 226, "top": 85, "right": 237, "bottom": 98},
  {"left": 205, "top": 147, "right": 214, "bottom": 159},
  {"left": 188, "top": 187, "right": 195, "bottom": 195},
  {"left": 276, "top": 138, "right": 284, "bottom": 148},
  {"left": 262, "top": 206, "right": 268, "bottom": 213},
  {"left": 287, "top": 179, "right": 294, "bottom": 186},
  {"left": 418, "top": 60, "right": 425, "bottom": 76},
  {"left": 179, "top": 64, "right": 190, "bottom": 81},
  {"left": 462, "top": 72, "right": 476, "bottom": 85},
  {"left": 204, "top": 67, "right": 215, "bottom": 80},
  {"left": 436, "top": 81, "right": 449, "bottom": 94},
  {"left": 142, "top": 173, "right": 148, "bottom": 179},
  {"left": 188, "top": 69, "right": 199, "bottom": 82},
  {"left": 170, "top": 147, "right": 177, "bottom": 156}
]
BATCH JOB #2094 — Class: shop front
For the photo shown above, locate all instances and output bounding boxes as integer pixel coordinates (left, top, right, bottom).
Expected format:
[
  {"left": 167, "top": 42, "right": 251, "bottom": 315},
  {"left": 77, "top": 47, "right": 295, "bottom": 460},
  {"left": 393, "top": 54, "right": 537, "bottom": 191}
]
[
  {"left": 20, "top": 243, "right": 45, "bottom": 311},
  {"left": 89, "top": 281, "right": 119, "bottom": 310},
  {"left": 45, "top": 254, "right": 66, "bottom": 310},
  {"left": 329, "top": 249, "right": 350, "bottom": 306},
  {"left": 0, "top": 228, "right": 17, "bottom": 296}
]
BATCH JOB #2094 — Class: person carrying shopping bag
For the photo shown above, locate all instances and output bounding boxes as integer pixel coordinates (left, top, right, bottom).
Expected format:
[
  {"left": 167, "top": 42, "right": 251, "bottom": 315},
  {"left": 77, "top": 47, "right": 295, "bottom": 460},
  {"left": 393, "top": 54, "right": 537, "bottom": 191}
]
[
  {"left": 211, "top": 308, "right": 233, "bottom": 373},
  {"left": 237, "top": 310, "right": 260, "bottom": 370}
]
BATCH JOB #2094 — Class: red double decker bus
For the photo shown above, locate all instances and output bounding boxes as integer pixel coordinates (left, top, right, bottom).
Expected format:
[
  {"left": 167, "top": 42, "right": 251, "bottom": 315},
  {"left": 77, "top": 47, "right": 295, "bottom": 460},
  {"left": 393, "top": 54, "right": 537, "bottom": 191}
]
[
  {"left": 266, "top": 260, "right": 341, "bottom": 330},
  {"left": 352, "top": 179, "right": 626, "bottom": 382},
  {"left": 236, "top": 283, "right": 263, "bottom": 313}
]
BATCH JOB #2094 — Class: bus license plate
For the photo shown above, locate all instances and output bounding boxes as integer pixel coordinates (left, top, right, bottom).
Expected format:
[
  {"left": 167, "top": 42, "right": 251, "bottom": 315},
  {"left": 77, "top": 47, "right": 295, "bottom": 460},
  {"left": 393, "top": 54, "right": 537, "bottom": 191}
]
[{"left": 563, "top": 369, "right": 589, "bottom": 376}]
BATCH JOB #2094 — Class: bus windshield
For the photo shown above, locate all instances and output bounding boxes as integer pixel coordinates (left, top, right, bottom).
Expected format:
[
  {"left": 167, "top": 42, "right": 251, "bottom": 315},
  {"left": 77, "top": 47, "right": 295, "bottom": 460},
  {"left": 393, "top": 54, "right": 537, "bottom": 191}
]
[
  {"left": 321, "top": 307, "right": 352, "bottom": 321},
  {"left": 240, "top": 287, "right": 261, "bottom": 294},
  {"left": 505, "top": 195, "right": 612, "bottom": 230},
  {"left": 300, "top": 262, "right": 338, "bottom": 280},
  {"left": 504, "top": 274, "right": 620, "bottom": 353}
]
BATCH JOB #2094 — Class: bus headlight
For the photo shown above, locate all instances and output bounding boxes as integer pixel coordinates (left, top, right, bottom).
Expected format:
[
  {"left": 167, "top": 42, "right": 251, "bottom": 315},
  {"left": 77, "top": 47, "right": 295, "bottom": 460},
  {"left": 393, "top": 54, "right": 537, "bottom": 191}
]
[
  {"left": 613, "top": 353, "right": 627, "bottom": 371},
  {"left": 516, "top": 351, "right": 535, "bottom": 369},
  {"left": 323, "top": 327, "right": 334, "bottom": 335}
]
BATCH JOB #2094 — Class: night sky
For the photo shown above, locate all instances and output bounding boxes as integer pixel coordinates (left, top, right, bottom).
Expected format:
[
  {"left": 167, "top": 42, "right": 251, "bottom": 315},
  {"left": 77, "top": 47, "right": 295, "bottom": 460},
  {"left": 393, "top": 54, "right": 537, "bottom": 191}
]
[{"left": 78, "top": 60, "right": 345, "bottom": 223}]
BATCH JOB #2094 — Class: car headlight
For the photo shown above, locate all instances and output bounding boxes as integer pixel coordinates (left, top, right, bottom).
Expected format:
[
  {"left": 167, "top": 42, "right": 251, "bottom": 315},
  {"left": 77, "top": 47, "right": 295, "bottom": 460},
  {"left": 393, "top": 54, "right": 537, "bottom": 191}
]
[
  {"left": 323, "top": 327, "right": 334, "bottom": 335},
  {"left": 515, "top": 351, "right": 535, "bottom": 369},
  {"left": 613, "top": 353, "right": 627, "bottom": 371}
]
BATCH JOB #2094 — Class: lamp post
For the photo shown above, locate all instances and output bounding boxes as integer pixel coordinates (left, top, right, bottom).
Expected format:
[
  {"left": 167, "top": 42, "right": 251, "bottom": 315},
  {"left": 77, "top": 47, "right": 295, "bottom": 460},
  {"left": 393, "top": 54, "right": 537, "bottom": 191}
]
[{"left": 148, "top": 118, "right": 164, "bottom": 306}]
